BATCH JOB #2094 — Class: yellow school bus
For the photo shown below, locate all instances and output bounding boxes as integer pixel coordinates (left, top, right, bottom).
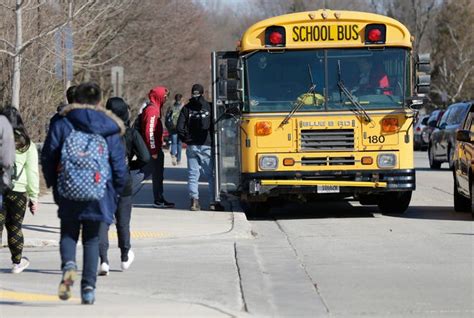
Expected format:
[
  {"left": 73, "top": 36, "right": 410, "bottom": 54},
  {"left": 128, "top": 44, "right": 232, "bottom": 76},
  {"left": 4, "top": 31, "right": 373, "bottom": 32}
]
[{"left": 211, "top": 9, "right": 430, "bottom": 215}]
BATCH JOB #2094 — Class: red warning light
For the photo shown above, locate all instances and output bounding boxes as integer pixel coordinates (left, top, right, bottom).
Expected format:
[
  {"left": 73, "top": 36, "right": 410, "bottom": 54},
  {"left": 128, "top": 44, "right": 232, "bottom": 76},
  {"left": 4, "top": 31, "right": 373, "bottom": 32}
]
[
  {"left": 368, "top": 29, "right": 382, "bottom": 42},
  {"left": 365, "top": 24, "right": 386, "bottom": 44},
  {"left": 269, "top": 31, "right": 283, "bottom": 45}
]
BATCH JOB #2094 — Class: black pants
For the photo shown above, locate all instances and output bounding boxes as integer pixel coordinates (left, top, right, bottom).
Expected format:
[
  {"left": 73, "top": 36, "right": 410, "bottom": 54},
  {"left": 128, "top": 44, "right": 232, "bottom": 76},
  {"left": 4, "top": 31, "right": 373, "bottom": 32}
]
[
  {"left": 99, "top": 195, "right": 132, "bottom": 263},
  {"left": 142, "top": 149, "right": 164, "bottom": 202},
  {"left": 0, "top": 191, "right": 27, "bottom": 264}
]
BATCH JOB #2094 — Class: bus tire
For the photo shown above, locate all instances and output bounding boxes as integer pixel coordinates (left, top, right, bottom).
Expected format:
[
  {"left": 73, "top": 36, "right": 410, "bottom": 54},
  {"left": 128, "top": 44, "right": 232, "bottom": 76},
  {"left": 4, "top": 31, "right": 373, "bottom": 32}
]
[
  {"left": 241, "top": 201, "right": 270, "bottom": 219},
  {"left": 377, "top": 191, "right": 412, "bottom": 215}
]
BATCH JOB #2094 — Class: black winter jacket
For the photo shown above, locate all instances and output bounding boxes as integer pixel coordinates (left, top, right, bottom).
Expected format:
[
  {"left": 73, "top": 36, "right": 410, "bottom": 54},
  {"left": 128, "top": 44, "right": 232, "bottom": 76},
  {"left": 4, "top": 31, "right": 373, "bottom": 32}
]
[
  {"left": 176, "top": 96, "right": 212, "bottom": 146},
  {"left": 106, "top": 97, "right": 150, "bottom": 197},
  {"left": 122, "top": 127, "right": 150, "bottom": 196}
]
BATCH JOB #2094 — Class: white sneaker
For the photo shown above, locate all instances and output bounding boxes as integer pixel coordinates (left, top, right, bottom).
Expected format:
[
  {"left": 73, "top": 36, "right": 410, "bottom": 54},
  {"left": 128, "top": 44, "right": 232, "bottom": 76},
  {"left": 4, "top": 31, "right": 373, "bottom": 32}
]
[
  {"left": 98, "top": 262, "right": 110, "bottom": 276},
  {"left": 171, "top": 155, "right": 177, "bottom": 166},
  {"left": 121, "top": 250, "right": 135, "bottom": 271},
  {"left": 12, "top": 257, "right": 30, "bottom": 274}
]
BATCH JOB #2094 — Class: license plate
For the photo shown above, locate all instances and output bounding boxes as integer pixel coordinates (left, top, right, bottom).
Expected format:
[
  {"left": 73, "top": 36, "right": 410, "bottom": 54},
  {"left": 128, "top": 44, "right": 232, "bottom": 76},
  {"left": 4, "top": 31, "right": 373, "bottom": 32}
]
[{"left": 317, "top": 185, "right": 340, "bottom": 193}]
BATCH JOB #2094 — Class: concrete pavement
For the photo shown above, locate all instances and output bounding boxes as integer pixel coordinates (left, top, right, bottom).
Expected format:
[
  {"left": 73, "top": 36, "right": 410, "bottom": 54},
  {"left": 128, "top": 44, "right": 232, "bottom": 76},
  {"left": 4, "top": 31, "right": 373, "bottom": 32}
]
[{"left": 0, "top": 150, "right": 254, "bottom": 317}]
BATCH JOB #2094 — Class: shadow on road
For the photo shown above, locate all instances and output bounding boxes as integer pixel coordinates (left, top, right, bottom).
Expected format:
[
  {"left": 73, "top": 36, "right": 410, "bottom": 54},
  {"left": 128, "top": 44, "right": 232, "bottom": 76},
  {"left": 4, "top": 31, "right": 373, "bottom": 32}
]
[
  {"left": 246, "top": 201, "right": 473, "bottom": 222},
  {"left": 248, "top": 200, "right": 377, "bottom": 221},
  {"left": 401, "top": 205, "right": 472, "bottom": 221}
]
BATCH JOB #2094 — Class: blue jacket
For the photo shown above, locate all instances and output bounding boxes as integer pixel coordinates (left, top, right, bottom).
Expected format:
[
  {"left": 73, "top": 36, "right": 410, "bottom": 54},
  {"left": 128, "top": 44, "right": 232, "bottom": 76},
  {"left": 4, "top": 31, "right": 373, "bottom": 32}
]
[{"left": 41, "top": 104, "right": 128, "bottom": 224}]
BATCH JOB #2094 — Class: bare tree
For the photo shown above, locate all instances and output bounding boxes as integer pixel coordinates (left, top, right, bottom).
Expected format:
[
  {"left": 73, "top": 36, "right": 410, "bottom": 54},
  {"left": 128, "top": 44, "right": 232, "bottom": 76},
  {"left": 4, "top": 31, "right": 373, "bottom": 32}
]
[
  {"left": 431, "top": 0, "right": 474, "bottom": 104},
  {"left": 0, "top": 0, "right": 95, "bottom": 109}
]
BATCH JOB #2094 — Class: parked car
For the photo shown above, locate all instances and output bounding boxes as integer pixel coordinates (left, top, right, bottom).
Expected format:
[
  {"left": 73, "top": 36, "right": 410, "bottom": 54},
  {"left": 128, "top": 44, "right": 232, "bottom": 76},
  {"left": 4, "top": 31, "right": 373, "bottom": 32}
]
[
  {"left": 453, "top": 111, "right": 474, "bottom": 216},
  {"left": 414, "top": 114, "right": 429, "bottom": 150},
  {"left": 422, "top": 109, "right": 444, "bottom": 147},
  {"left": 428, "top": 102, "right": 473, "bottom": 169}
]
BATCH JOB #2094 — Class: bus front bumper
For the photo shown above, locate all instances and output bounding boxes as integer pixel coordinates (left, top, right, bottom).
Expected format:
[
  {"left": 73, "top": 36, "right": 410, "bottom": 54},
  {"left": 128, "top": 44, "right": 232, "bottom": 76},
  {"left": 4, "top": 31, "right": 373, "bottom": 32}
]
[{"left": 242, "top": 169, "right": 415, "bottom": 195}]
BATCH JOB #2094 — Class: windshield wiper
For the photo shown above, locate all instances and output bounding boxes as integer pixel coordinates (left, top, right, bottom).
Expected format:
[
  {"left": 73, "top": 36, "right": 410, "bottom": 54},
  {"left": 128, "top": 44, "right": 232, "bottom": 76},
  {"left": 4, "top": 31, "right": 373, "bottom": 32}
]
[
  {"left": 336, "top": 60, "right": 372, "bottom": 123},
  {"left": 279, "top": 64, "right": 317, "bottom": 128}
]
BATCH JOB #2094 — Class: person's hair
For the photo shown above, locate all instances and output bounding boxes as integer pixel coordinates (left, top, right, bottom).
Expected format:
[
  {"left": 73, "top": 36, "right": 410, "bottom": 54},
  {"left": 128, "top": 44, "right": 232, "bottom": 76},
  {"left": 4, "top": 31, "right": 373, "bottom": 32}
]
[
  {"left": 175, "top": 94, "right": 182, "bottom": 102},
  {"left": 1, "top": 105, "right": 31, "bottom": 153},
  {"left": 75, "top": 82, "right": 101, "bottom": 105},
  {"left": 66, "top": 85, "right": 77, "bottom": 104}
]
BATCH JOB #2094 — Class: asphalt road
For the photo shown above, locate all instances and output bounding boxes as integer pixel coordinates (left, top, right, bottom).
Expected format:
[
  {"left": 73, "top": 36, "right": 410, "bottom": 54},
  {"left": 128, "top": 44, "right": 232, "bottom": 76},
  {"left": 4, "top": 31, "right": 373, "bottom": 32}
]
[{"left": 245, "top": 151, "right": 473, "bottom": 317}]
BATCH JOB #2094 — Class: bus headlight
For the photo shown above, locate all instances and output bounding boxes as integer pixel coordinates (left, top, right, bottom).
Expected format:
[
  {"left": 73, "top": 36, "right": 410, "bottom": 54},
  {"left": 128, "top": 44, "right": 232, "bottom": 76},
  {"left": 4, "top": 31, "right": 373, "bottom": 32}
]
[
  {"left": 259, "top": 156, "right": 278, "bottom": 170},
  {"left": 377, "top": 153, "right": 396, "bottom": 168}
]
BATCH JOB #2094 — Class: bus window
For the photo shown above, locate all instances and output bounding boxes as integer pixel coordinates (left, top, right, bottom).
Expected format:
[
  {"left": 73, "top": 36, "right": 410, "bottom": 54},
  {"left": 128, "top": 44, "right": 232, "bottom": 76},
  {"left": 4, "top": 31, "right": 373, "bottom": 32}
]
[
  {"left": 244, "top": 48, "right": 408, "bottom": 113},
  {"left": 245, "top": 51, "right": 325, "bottom": 112}
]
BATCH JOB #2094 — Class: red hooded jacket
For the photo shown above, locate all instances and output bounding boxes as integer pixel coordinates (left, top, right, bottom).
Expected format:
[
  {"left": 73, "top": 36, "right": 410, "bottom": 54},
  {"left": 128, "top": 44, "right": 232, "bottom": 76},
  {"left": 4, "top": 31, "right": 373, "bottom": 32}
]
[{"left": 141, "top": 86, "right": 167, "bottom": 156}]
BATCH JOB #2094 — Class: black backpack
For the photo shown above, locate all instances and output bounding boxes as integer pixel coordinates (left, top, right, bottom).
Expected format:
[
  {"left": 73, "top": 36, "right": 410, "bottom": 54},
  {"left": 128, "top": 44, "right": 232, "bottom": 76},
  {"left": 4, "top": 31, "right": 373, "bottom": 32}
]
[{"left": 164, "top": 110, "right": 176, "bottom": 134}]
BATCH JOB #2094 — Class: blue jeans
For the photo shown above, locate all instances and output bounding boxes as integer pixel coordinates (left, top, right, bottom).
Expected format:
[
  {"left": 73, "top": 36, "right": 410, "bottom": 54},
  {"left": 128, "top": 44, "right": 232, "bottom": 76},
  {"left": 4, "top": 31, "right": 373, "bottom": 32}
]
[
  {"left": 186, "top": 145, "right": 215, "bottom": 202},
  {"left": 99, "top": 195, "right": 132, "bottom": 263},
  {"left": 170, "top": 134, "right": 182, "bottom": 163},
  {"left": 60, "top": 218, "right": 100, "bottom": 289}
]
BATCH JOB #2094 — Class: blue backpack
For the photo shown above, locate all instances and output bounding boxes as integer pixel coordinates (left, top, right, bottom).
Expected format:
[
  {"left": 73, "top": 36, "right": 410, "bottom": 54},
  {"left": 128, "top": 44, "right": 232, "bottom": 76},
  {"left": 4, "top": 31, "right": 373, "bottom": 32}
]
[{"left": 57, "top": 119, "right": 110, "bottom": 201}]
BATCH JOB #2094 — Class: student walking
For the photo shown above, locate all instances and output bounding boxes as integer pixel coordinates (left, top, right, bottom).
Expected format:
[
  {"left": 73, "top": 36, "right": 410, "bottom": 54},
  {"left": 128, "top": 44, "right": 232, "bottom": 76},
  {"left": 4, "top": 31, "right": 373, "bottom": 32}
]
[
  {"left": 0, "top": 106, "right": 37, "bottom": 274},
  {"left": 98, "top": 97, "right": 150, "bottom": 276},
  {"left": 176, "top": 84, "right": 224, "bottom": 211},
  {"left": 165, "top": 94, "right": 184, "bottom": 166},
  {"left": 140, "top": 86, "right": 175, "bottom": 208},
  {"left": 41, "top": 82, "right": 127, "bottom": 304}
]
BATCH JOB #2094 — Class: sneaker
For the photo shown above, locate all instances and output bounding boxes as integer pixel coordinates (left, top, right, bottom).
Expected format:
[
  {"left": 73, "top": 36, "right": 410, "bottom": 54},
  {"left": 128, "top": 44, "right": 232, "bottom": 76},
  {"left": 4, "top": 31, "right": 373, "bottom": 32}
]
[
  {"left": 81, "top": 286, "right": 95, "bottom": 305},
  {"left": 121, "top": 250, "right": 135, "bottom": 271},
  {"left": 11, "top": 257, "right": 30, "bottom": 274},
  {"left": 209, "top": 202, "right": 225, "bottom": 211},
  {"left": 171, "top": 155, "right": 177, "bottom": 166},
  {"left": 190, "top": 198, "right": 200, "bottom": 211},
  {"left": 58, "top": 261, "right": 77, "bottom": 301},
  {"left": 153, "top": 199, "right": 175, "bottom": 208},
  {"left": 98, "top": 262, "right": 109, "bottom": 276}
]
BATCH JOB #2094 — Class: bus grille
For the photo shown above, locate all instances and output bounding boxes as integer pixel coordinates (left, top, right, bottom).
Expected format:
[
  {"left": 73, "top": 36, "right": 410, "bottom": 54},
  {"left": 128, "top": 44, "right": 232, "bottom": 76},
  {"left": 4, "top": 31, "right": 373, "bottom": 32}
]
[
  {"left": 301, "top": 156, "right": 355, "bottom": 166},
  {"left": 300, "top": 129, "right": 354, "bottom": 151}
]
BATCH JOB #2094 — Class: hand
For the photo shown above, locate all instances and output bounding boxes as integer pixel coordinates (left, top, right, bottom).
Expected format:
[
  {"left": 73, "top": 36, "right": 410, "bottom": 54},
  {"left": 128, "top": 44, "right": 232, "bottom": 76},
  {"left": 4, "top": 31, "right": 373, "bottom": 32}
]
[
  {"left": 152, "top": 154, "right": 158, "bottom": 159},
  {"left": 29, "top": 200, "right": 38, "bottom": 215}
]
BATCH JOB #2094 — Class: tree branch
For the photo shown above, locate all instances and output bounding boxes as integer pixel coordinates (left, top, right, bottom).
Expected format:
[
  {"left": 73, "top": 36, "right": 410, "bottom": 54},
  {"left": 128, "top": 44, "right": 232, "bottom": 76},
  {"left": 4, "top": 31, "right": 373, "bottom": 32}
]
[
  {"left": 0, "top": 49, "right": 15, "bottom": 57},
  {"left": 0, "top": 38, "right": 15, "bottom": 49},
  {"left": 0, "top": 2, "right": 15, "bottom": 11},
  {"left": 20, "top": 0, "right": 96, "bottom": 54}
]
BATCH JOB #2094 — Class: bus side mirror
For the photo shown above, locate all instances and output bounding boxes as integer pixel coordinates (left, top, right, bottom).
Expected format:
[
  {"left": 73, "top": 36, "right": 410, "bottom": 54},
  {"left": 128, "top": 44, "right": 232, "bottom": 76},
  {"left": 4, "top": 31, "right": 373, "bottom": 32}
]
[
  {"left": 416, "top": 74, "right": 431, "bottom": 94},
  {"left": 416, "top": 53, "right": 431, "bottom": 73},
  {"left": 416, "top": 53, "right": 431, "bottom": 95},
  {"left": 217, "top": 57, "right": 242, "bottom": 101},
  {"left": 406, "top": 96, "right": 425, "bottom": 109}
]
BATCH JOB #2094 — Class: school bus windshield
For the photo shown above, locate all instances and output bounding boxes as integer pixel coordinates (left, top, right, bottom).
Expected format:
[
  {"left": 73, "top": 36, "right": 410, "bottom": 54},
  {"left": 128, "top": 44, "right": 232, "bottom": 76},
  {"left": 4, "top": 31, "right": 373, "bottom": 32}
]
[{"left": 244, "top": 48, "right": 409, "bottom": 112}]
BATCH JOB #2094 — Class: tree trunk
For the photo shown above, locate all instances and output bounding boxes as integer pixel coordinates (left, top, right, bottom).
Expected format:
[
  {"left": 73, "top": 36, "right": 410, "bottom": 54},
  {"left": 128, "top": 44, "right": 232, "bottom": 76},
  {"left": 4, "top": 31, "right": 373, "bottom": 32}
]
[{"left": 11, "top": 0, "right": 23, "bottom": 110}]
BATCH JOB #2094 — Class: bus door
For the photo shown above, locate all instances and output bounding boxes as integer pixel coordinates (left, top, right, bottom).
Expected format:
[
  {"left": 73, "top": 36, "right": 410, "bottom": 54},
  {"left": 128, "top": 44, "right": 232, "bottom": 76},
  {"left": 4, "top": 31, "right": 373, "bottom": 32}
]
[{"left": 211, "top": 51, "right": 242, "bottom": 202}]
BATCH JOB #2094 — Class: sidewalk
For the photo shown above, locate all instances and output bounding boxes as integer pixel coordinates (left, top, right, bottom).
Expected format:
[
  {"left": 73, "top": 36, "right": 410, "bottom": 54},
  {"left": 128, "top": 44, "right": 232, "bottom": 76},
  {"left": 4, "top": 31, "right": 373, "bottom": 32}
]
[
  {"left": 2, "top": 150, "right": 250, "bottom": 247},
  {"left": 0, "top": 149, "right": 253, "bottom": 317}
]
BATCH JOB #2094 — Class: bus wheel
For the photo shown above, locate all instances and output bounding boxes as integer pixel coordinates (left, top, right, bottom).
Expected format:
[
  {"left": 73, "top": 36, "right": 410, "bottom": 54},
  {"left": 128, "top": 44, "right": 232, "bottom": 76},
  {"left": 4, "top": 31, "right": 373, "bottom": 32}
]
[
  {"left": 377, "top": 191, "right": 412, "bottom": 215},
  {"left": 241, "top": 201, "right": 270, "bottom": 219}
]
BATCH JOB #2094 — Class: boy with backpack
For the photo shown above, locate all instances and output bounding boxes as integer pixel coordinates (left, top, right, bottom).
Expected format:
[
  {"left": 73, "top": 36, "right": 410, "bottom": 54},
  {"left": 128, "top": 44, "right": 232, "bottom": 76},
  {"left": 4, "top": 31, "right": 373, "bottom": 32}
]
[
  {"left": 165, "top": 94, "right": 184, "bottom": 165},
  {"left": 41, "top": 82, "right": 127, "bottom": 305}
]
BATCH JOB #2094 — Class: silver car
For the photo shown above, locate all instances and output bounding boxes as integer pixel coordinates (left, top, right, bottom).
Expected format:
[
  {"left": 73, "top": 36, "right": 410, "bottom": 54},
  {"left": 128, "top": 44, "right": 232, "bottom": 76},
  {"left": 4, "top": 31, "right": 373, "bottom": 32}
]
[{"left": 414, "top": 114, "right": 429, "bottom": 150}]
